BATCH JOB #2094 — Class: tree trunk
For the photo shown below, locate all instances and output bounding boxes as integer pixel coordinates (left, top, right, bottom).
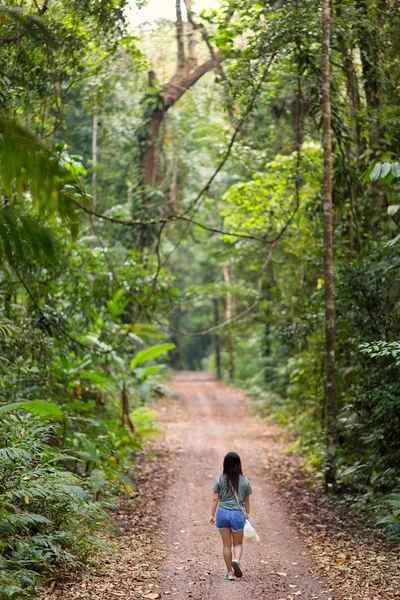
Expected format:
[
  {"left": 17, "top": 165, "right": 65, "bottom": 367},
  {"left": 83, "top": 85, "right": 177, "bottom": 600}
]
[
  {"left": 222, "top": 265, "right": 235, "bottom": 380},
  {"left": 166, "top": 149, "right": 179, "bottom": 217},
  {"left": 337, "top": 33, "right": 364, "bottom": 159},
  {"left": 92, "top": 99, "right": 99, "bottom": 204},
  {"left": 121, "top": 381, "right": 135, "bottom": 432},
  {"left": 321, "top": 0, "right": 337, "bottom": 491},
  {"left": 356, "top": 0, "right": 380, "bottom": 127},
  {"left": 213, "top": 298, "right": 222, "bottom": 380},
  {"left": 142, "top": 109, "right": 164, "bottom": 187},
  {"left": 334, "top": 4, "right": 363, "bottom": 251},
  {"left": 139, "top": 0, "right": 224, "bottom": 190},
  {"left": 355, "top": 0, "right": 385, "bottom": 210}
]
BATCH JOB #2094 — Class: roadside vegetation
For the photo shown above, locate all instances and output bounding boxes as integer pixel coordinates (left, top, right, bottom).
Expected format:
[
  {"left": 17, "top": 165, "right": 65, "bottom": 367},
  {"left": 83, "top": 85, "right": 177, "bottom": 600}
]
[{"left": 1, "top": 0, "right": 400, "bottom": 596}]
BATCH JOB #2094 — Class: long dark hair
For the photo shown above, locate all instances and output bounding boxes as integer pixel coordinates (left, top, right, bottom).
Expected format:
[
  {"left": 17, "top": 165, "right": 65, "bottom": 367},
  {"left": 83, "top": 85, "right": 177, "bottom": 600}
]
[{"left": 222, "top": 452, "right": 243, "bottom": 493}]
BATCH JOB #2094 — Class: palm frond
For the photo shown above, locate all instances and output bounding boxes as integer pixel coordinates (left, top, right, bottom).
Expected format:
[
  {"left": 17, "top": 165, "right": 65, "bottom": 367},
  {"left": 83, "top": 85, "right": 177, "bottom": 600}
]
[
  {"left": 0, "top": 118, "right": 91, "bottom": 241},
  {"left": 0, "top": 512, "right": 52, "bottom": 533},
  {"left": 0, "top": 206, "right": 57, "bottom": 261}
]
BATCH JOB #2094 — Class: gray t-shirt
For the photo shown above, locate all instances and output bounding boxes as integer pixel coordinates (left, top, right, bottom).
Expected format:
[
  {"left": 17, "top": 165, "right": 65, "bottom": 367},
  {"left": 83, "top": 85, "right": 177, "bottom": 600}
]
[{"left": 213, "top": 474, "right": 252, "bottom": 511}]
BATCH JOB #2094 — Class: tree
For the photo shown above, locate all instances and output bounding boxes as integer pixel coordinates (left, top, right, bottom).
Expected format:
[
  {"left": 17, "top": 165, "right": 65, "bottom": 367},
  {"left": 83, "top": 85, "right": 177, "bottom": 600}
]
[
  {"left": 140, "top": 0, "right": 224, "bottom": 187},
  {"left": 321, "top": 0, "right": 337, "bottom": 490}
]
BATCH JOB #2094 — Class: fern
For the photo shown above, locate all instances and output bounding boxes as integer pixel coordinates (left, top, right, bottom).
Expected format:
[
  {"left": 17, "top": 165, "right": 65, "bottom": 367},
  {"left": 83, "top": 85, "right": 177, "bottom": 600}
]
[
  {"left": 0, "top": 448, "right": 33, "bottom": 462},
  {"left": 0, "top": 416, "right": 111, "bottom": 597},
  {"left": 0, "top": 118, "right": 91, "bottom": 242},
  {"left": 0, "top": 513, "right": 53, "bottom": 531}
]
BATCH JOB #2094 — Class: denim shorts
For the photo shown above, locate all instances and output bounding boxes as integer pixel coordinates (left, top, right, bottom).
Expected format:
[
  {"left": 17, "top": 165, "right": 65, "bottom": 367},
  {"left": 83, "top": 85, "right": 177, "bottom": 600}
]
[{"left": 216, "top": 506, "right": 245, "bottom": 531}]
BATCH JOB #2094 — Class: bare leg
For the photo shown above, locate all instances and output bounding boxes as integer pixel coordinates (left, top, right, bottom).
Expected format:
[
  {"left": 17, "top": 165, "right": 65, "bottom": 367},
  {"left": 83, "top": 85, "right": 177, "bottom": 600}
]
[
  {"left": 232, "top": 529, "right": 244, "bottom": 562},
  {"left": 218, "top": 528, "right": 233, "bottom": 571}
]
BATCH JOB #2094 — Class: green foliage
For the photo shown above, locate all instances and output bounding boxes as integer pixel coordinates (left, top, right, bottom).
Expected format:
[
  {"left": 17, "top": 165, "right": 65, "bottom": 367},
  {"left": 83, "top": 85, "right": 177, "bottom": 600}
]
[
  {"left": 0, "top": 400, "right": 63, "bottom": 418},
  {"left": 366, "top": 161, "right": 400, "bottom": 183},
  {"left": 0, "top": 0, "right": 179, "bottom": 594},
  {"left": 0, "top": 118, "right": 89, "bottom": 240},
  {"left": 130, "top": 343, "right": 176, "bottom": 369},
  {"left": 0, "top": 6, "right": 55, "bottom": 47},
  {"left": 1, "top": 1, "right": 400, "bottom": 595},
  {"left": 0, "top": 416, "right": 111, "bottom": 598},
  {"left": 130, "top": 407, "right": 159, "bottom": 439}
]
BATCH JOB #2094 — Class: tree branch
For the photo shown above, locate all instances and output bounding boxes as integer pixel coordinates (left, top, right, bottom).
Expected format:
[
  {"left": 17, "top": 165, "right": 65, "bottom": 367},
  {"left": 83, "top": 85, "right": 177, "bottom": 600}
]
[
  {"left": 183, "top": 0, "right": 229, "bottom": 94},
  {"left": 163, "top": 53, "right": 224, "bottom": 109},
  {"left": 71, "top": 200, "right": 274, "bottom": 244}
]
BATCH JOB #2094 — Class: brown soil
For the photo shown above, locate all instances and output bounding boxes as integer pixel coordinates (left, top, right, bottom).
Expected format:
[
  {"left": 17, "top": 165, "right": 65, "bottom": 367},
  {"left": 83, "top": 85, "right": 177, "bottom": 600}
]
[{"left": 46, "top": 371, "right": 400, "bottom": 600}]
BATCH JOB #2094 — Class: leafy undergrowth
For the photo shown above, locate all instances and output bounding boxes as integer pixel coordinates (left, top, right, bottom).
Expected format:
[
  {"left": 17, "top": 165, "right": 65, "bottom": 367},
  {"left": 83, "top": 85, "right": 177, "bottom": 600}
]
[
  {"left": 0, "top": 401, "right": 165, "bottom": 599},
  {"left": 42, "top": 443, "right": 173, "bottom": 600},
  {"left": 255, "top": 422, "right": 400, "bottom": 600},
  {"left": 0, "top": 417, "right": 113, "bottom": 600},
  {"left": 251, "top": 387, "right": 400, "bottom": 539}
]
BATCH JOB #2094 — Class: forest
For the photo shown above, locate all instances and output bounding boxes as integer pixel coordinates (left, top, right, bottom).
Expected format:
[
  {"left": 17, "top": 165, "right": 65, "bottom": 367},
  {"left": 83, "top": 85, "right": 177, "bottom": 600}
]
[{"left": 1, "top": 0, "right": 400, "bottom": 597}]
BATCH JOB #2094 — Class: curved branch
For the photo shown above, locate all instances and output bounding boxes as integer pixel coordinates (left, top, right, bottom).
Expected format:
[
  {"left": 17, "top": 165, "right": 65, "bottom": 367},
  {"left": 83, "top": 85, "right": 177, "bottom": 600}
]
[
  {"left": 71, "top": 200, "right": 275, "bottom": 244},
  {"left": 163, "top": 52, "right": 224, "bottom": 109}
]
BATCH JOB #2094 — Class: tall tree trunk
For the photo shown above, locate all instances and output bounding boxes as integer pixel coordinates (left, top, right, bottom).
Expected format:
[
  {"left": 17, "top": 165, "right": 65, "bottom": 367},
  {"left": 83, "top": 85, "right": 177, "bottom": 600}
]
[
  {"left": 356, "top": 0, "right": 380, "bottom": 136},
  {"left": 92, "top": 99, "right": 99, "bottom": 204},
  {"left": 222, "top": 265, "right": 235, "bottom": 380},
  {"left": 142, "top": 109, "right": 164, "bottom": 187},
  {"left": 334, "top": 3, "right": 363, "bottom": 251},
  {"left": 213, "top": 298, "right": 222, "bottom": 380},
  {"left": 321, "top": 0, "right": 337, "bottom": 491},
  {"left": 185, "top": 0, "right": 197, "bottom": 66},
  {"left": 355, "top": 0, "right": 385, "bottom": 210},
  {"left": 337, "top": 33, "right": 364, "bottom": 159}
]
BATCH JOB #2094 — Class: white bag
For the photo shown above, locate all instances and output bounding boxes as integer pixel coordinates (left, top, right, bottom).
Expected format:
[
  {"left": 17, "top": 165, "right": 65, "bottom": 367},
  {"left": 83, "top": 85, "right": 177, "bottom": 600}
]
[
  {"left": 230, "top": 482, "right": 260, "bottom": 543},
  {"left": 244, "top": 515, "right": 260, "bottom": 543}
]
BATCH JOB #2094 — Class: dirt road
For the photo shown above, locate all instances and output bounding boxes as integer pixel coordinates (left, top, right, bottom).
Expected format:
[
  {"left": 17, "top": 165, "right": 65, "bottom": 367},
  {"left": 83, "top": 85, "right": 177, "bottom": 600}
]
[
  {"left": 158, "top": 372, "right": 329, "bottom": 599},
  {"left": 48, "top": 372, "right": 400, "bottom": 600}
]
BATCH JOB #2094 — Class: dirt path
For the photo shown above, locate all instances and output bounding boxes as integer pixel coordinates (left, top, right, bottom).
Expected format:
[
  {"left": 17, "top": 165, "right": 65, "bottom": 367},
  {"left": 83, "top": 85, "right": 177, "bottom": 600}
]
[
  {"left": 158, "top": 372, "right": 329, "bottom": 600},
  {"left": 48, "top": 372, "right": 399, "bottom": 600}
]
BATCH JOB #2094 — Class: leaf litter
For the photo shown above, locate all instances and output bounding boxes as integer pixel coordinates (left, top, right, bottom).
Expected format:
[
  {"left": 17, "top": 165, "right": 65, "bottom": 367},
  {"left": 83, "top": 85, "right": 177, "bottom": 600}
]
[{"left": 43, "top": 374, "right": 400, "bottom": 600}]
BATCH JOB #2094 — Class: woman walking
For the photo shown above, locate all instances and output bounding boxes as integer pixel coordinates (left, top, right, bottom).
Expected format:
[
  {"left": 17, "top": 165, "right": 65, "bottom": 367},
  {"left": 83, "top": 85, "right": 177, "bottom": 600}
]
[{"left": 208, "top": 452, "right": 252, "bottom": 580}]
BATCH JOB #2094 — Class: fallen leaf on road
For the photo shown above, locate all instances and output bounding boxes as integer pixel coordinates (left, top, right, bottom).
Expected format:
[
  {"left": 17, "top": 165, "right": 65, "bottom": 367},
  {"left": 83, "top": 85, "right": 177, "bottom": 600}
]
[{"left": 142, "top": 594, "right": 161, "bottom": 599}]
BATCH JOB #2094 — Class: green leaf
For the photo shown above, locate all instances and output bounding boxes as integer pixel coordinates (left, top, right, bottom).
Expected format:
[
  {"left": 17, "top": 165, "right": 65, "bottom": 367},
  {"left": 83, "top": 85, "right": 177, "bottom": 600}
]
[
  {"left": 130, "top": 343, "right": 175, "bottom": 369},
  {"left": 387, "top": 205, "right": 400, "bottom": 217},
  {"left": 136, "top": 365, "right": 164, "bottom": 380},
  {"left": 80, "top": 370, "right": 112, "bottom": 386},
  {"left": 90, "top": 469, "right": 108, "bottom": 493},
  {"left": 0, "top": 400, "right": 63, "bottom": 418},
  {"left": 385, "top": 233, "right": 400, "bottom": 248},
  {"left": 112, "top": 470, "right": 135, "bottom": 493},
  {"left": 370, "top": 162, "right": 382, "bottom": 181},
  {"left": 391, "top": 162, "right": 400, "bottom": 178},
  {"left": 79, "top": 435, "right": 100, "bottom": 465},
  {"left": 361, "top": 165, "right": 373, "bottom": 184},
  {"left": 380, "top": 162, "right": 391, "bottom": 178}
]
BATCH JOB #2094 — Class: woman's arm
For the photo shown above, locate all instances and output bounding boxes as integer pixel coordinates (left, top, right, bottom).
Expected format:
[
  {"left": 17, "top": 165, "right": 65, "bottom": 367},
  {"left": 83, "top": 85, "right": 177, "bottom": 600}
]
[
  {"left": 208, "top": 492, "right": 219, "bottom": 525},
  {"left": 245, "top": 495, "right": 250, "bottom": 516}
]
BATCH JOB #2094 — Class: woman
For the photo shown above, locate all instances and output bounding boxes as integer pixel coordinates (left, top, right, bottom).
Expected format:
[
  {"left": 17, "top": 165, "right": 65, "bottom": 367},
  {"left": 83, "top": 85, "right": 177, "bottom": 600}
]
[{"left": 208, "top": 452, "right": 252, "bottom": 580}]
